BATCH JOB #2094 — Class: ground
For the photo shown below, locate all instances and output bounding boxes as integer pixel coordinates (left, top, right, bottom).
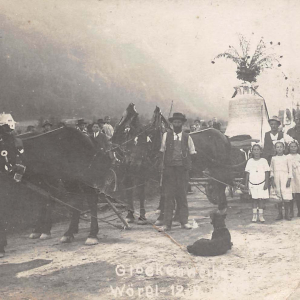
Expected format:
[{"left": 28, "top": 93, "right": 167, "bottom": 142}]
[{"left": 1, "top": 188, "right": 300, "bottom": 300}]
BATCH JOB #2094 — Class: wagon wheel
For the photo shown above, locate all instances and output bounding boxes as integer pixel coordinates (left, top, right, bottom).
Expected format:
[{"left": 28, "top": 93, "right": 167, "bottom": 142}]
[{"left": 204, "top": 182, "right": 219, "bottom": 205}]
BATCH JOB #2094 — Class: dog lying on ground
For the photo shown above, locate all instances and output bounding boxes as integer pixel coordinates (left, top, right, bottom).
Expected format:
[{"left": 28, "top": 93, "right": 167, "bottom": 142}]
[{"left": 187, "top": 211, "right": 232, "bottom": 256}]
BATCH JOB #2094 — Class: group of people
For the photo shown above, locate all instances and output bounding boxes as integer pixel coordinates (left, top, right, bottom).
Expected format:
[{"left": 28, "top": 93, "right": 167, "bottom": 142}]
[
  {"left": 245, "top": 114, "right": 300, "bottom": 223},
  {"left": 39, "top": 116, "right": 115, "bottom": 152},
  {"left": 27, "top": 115, "right": 115, "bottom": 143},
  {"left": 3, "top": 108, "right": 300, "bottom": 256},
  {"left": 75, "top": 116, "right": 114, "bottom": 142},
  {"left": 190, "top": 117, "right": 222, "bottom": 133}
]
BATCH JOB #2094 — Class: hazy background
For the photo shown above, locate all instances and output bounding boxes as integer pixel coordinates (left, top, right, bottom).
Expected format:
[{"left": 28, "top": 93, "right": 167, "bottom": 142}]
[{"left": 1, "top": 0, "right": 300, "bottom": 122}]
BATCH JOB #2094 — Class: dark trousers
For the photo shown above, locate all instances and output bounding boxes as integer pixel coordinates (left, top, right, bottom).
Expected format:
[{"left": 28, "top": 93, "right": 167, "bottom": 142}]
[
  {"left": 0, "top": 219, "right": 7, "bottom": 250},
  {"left": 163, "top": 166, "right": 189, "bottom": 227}
]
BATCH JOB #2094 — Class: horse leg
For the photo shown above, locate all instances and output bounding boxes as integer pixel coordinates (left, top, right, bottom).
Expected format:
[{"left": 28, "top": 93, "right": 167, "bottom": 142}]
[
  {"left": 0, "top": 219, "right": 7, "bottom": 257},
  {"left": 173, "top": 195, "right": 180, "bottom": 223},
  {"left": 39, "top": 199, "right": 54, "bottom": 240},
  {"left": 61, "top": 194, "right": 82, "bottom": 243},
  {"left": 124, "top": 176, "right": 135, "bottom": 223},
  {"left": 155, "top": 187, "right": 165, "bottom": 225},
  {"left": 137, "top": 175, "right": 147, "bottom": 225},
  {"left": 217, "top": 184, "right": 227, "bottom": 213},
  {"left": 85, "top": 194, "right": 99, "bottom": 245},
  {"left": 60, "top": 209, "right": 80, "bottom": 243},
  {"left": 29, "top": 199, "right": 48, "bottom": 239},
  {"left": 157, "top": 188, "right": 164, "bottom": 211}
]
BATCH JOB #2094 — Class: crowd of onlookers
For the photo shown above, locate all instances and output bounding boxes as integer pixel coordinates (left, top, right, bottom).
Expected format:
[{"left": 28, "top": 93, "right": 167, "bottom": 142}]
[
  {"left": 189, "top": 117, "right": 222, "bottom": 133},
  {"left": 23, "top": 116, "right": 115, "bottom": 141}
]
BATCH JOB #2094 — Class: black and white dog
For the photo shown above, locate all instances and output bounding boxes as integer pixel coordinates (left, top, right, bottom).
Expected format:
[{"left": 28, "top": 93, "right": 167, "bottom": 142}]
[{"left": 187, "top": 211, "right": 232, "bottom": 256}]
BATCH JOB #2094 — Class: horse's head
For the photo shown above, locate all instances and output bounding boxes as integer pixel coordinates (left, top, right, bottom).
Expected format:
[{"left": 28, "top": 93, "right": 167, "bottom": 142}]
[
  {"left": 124, "top": 107, "right": 169, "bottom": 175},
  {"left": 112, "top": 103, "right": 140, "bottom": 145}
]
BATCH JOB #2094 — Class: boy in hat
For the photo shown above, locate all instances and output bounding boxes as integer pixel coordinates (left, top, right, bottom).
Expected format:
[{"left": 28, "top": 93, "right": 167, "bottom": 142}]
[
  {"left": 103, "top": 116, "right": 114, "bottom": 141},
  {"left": 42, "top": 120, "right": 53, "bottom": 133},
  {"left": 263, "top": 116, "right": 284, "bottom": 165},
  {"left": 159, "top": 112, "right": 196, "bottom": 231}
]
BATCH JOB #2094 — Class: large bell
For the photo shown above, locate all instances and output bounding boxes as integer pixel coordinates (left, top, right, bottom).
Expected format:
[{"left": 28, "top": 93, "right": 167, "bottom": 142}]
[{"left": 225, "top": 83, "right": 270, "bottom": 143}]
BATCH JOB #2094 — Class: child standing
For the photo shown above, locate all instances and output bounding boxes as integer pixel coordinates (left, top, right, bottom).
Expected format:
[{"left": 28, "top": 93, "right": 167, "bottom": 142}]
[
  {"left": 245, "top": 143, "right": 270, "bottom": 222},
  {"left": 287, "top": 140, "right": 300, "bottom": 217},
  {"left": 270, "top": 139, "right": 293, "bottom": 221}
]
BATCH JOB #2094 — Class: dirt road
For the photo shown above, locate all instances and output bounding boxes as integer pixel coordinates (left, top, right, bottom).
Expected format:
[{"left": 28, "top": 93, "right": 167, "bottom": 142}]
[{"left": 1, "top": 189, "right": 300, "bottom": 300}]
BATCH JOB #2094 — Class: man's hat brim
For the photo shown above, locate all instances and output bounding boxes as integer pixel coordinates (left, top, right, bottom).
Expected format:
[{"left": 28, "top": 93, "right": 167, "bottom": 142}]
[
  {"left": 268, "top": 118, "right": 281, "bottom": 125},
  {"left": 168, "top": 116, "right": 187, "bottom": 123}
]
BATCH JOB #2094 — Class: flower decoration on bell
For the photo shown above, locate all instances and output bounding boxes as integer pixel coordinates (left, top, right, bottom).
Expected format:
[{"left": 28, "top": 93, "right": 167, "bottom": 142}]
[{"left": 211, "top": 34, "right": 288, "bottom": 82}]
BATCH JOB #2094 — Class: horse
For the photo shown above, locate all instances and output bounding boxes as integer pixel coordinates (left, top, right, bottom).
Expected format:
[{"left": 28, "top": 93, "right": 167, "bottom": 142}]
[
  {"left": 190, "top": 128, "right": 233, "bottom": 211},
  {"left": 11, "top": 127, "right": 112, "bottom": 245},
  {"left": 111, "top": 105, "right": 167, "bottom": 224}
]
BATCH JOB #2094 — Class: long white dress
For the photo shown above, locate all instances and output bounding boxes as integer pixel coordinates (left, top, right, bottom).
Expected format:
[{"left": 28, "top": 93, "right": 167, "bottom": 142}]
[
  {"left": 245, "top": 158, "right": 270, "bottom": 199},
  {"left": 287, "top": 154, "right": 300, "bottom": 193},
  {"left": 270, "top": 155, "right": 293, "bottom": 201}
]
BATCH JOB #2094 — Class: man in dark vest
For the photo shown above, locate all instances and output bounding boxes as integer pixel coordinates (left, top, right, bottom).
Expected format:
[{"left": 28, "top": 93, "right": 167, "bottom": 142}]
[
  {"left": 158, "top": 112, "right": 196, "bottom": 231},
  {"left": 263, "top": 116, "right": 284, "bottom": 165}
]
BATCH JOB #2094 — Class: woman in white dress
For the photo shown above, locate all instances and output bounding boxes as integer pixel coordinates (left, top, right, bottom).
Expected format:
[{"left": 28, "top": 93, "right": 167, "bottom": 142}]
[
  {"left": 245, "top": 143, "right": 270, "bottom": 223},
  {"left": 270, "top": 139, "right": 293, "bottom": 221},
  {"left": 287, "top": 140, "right": 300, "bottom": 217}
]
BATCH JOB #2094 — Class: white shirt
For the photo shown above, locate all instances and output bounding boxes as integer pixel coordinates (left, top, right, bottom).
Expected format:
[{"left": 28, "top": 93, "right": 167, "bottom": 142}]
[
  {"left": 270, "top": 132, "right": 278, "bottom": 141},
  {"left": 245, "top": 158, "right": 270, "bottom": 184},
  {"left": 94, "top": 132, "right": 99, "bottom": 138},
  {"left": 160, "top": 131, "right": 196, "bottom": 154},
  {"left": 270, "top": 131, "right": 293, "bottom": 144}
]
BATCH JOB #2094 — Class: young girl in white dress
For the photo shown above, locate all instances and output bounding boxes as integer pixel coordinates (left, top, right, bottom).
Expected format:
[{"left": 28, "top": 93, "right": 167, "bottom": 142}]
[
  {"left": 245, "top": 143, "right": 270, "bottom": 222},
  {"left": 270, "top": 139, "right": 293, "bottom": 221},
  {"left": 287, "top": 140, "right": 300, "bottom": 217}
]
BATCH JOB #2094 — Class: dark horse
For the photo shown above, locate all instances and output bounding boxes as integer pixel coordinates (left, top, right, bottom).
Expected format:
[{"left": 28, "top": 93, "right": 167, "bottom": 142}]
[
  {"left": 18, "top": 127, "right": 112, "bottom": 245},
  {"left": 111, "top": 104, "right": 167, "bottom": 224},
  {"left": 190, "top": 128, "right": 232, "bottom": 211}
]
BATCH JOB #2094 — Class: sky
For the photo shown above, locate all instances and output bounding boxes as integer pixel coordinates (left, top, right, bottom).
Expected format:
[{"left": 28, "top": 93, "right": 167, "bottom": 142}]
[{"left": 1, "top": 0, "right": 300, "bottom": 120}]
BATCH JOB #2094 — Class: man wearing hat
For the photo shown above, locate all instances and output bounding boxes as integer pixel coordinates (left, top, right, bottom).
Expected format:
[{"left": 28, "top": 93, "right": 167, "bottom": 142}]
[
  {"left": 103, "top": 116, "right": 114, "bottom": 141},
  {"left": 159, "top": 112, "right": 196, "bottom": 231},
  {"left": 76, "top": 119, "right": 88, "bottom": 134},
  {"left": 42, "top": 120, "right": 53, "bottom": 133},
  {"left": 263, "top": 116, "right": 284, "bottom": 165}
]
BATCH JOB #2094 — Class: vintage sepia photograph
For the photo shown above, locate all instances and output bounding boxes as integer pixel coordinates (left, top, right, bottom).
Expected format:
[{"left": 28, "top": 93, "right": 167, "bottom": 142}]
[{"left": 1, "top": 0, "right": 300, "bottom": 299}]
